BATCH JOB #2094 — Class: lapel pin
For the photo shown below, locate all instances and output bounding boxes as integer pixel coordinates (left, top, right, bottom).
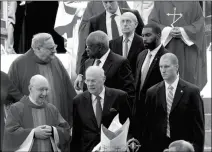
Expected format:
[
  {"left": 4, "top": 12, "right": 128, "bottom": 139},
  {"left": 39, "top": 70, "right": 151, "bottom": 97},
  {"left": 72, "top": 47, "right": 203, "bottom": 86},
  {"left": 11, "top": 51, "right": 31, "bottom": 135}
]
[{"left": 181, "top": 90, "right": 183, "bottom": 93}]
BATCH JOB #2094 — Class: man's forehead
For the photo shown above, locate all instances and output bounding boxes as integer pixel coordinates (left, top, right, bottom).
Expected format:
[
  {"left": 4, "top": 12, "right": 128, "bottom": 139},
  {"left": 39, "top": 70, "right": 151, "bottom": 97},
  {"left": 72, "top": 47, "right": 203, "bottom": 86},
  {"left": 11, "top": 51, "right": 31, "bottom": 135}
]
[
  {"left": 43, "top": 37, "right": 55, "bottom": 47},
  {"left": 143, "top": 27, "right": 153, "bottom": 33}
]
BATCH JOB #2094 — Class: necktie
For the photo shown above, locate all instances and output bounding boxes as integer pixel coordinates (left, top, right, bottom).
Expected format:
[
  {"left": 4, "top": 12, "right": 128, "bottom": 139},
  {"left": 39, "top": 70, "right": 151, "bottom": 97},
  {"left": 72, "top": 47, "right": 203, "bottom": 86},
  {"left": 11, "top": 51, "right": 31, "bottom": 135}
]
[
  {"left": 166, "top": 85, "right": 174, "bottom": 137},
  {"left": 96, "top": 96, "right": 102, "bottom": 127},
  {"left": 123, "top": 38, "right": 129, "bottom": 58},
  {"left": 140, "top": 52, "right": 152, "bottom": 90},
  {"left": 96, "top": 59, "right": 101, "bottom": 66},
  {"left": 111, "top": 14, "right": 119, "bottom": 40}
]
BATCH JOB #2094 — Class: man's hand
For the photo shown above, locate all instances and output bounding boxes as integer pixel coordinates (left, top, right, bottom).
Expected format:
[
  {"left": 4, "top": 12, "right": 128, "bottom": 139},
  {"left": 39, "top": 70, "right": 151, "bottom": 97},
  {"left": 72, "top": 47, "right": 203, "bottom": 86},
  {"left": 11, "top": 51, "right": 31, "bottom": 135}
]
[
  {"left": 170, "top": 27, "right": 181, "bottom": 38},
  {"left": 34, "top": 125, "right": 52, "bottom": 140},
  {"left": 74, "top": 74, "right": 83, "bottom": 91}
]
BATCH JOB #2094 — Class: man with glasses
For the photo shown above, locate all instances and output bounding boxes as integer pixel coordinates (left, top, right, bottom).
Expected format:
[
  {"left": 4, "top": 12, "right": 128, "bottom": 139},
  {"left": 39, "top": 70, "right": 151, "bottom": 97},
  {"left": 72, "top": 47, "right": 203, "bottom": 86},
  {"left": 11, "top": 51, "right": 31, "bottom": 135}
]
[
  {"left": 74, "top": 31, "right": 135, "bottom": 111},
  {"left": 71, "top": 66, "right": 131, "bottom": 152},
  {"left": 8, "top": 33, "right": 76, "bottom": 127}
]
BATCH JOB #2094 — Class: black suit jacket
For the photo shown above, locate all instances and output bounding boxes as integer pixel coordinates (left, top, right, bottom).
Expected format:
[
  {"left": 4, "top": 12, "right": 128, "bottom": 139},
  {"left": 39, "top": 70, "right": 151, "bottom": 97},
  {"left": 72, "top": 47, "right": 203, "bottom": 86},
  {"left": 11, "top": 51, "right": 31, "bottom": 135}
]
[
  {"left": 70, "top": 87, "right": 131, "bottom": 152},
  {"left": 109, "top": 33, "right": 145, "bottom": 77},
  {"left": 132, "top": 45, "right": 168, "bottom": 139},
  {"left": 135, "top": 45, "right": 168, "bottom": 102},
  {"left": 142, "top": 79, "right": 205, "bottom": 152},
  {"left": 80, "top": 51, "right": 135, "bottom": 110},
  {"left": 79, "top": 8, "right": 144, "bottom": 71}
]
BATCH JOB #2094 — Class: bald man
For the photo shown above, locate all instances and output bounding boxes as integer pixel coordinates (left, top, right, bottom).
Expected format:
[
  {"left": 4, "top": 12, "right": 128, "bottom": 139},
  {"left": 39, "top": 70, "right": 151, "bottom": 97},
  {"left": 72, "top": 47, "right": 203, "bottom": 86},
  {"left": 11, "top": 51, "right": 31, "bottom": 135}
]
[
  {"left": 3, "top": 75, "right": 70, "bottom": 152},
  {"left": 109, "top": 12, "right": 145, "bottom": 77},
  {"left": 164, "top": 140, "right": 195, "bottom": 152},
  {"left": 71, "top": 66, "right": 131, "bottom": 152},
  {"left": 141, "top": 53, "right": 205, "bottom": 152}
]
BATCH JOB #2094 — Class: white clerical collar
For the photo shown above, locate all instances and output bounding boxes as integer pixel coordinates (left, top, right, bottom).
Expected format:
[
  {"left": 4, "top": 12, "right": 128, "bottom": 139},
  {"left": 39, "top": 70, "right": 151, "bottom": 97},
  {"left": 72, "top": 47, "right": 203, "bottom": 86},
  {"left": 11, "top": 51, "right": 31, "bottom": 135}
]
[
  {"left": 123, "top": 32, "right": 134, "bottom": 43},
  {"left": 148, "top": 44, "right": 162, "bottom": 57},
  {"left": 106, "top": 7, "right": 121, "bottom": 19},
  {"left": 98, "top": 49, "right": 110, "bottom": 63},
  {"left": 91, "top": 86, "right": 105, "bottom": 102},
  {"left": 165, "top": 75, "right": 179, "bottom": 90},
  {"left": 29, "top": 96, "right": 40, "bottom": 106}
]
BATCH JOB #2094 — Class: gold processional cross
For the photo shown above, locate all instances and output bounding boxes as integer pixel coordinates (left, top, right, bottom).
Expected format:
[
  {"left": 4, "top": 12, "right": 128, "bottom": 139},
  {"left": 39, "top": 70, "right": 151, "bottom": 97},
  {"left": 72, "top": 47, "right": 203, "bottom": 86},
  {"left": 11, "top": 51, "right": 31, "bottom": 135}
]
[{"left": 167, "top": 7, "right": 183, "bottom": 27}]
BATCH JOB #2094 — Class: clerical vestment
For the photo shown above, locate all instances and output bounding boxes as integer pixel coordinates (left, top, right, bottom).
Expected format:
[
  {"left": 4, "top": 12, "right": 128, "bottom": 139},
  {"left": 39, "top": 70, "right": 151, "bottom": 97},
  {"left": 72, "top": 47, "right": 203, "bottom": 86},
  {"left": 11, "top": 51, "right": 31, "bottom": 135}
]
[
  {"left": 8, "top": 49, "right": 76, "bottom": 126},
  {"left": 3, "top": 96, "right": 70, "bottom": 152},
  {"left": 148, "top": 1, "right": 207, "bottom": 90}
]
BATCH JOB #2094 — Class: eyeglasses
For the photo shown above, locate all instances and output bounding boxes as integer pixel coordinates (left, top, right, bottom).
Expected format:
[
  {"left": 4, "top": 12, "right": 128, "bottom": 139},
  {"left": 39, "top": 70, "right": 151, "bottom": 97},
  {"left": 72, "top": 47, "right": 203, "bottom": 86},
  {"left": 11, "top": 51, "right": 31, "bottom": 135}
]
[{"left": 42, "top": 44, "right": 57, "bottom": 52}]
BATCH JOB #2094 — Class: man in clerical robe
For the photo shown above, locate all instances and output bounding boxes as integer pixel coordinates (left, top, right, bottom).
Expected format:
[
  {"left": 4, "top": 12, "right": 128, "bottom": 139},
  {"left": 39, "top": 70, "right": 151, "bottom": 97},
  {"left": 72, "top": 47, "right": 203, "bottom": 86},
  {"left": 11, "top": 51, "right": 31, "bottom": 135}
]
[
  {"left": 148, "top": 1, "right": 207, "bottom": 90},
  {"left": 3, "top": 75, "right": 70, "bottom": 152},
  {"left": 8, "top": 33, "right": 76, "bottom": 126}
]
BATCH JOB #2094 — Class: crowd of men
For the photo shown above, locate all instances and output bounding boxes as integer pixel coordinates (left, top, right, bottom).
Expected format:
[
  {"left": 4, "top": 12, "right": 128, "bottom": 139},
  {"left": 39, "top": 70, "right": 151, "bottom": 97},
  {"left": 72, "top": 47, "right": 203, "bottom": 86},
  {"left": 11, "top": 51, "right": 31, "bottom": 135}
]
[{"left": 1, "top": 1, "right": 206, "bottom": 152}]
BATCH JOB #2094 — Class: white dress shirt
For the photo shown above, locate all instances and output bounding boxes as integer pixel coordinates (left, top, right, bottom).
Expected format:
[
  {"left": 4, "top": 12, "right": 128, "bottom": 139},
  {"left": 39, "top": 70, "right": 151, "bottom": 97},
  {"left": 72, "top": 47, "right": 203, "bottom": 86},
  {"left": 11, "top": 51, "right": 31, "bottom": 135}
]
[
  {"left": 122, "top": 33, "right": 134, "bottom": 57},
  {"left": 91, "top": 86, "right": 105, "bottom": 116},
  {"left": 165, "top": 76, "right": 179, "bottom": 99},
  {"left": 141, "top": 44, "right": 162, "bottom": 73},
  {"left": 106, "top": 8, "right": 122, "bottom": 40},
  {"left": 94, "top": 49, "right": 110, "bottom": 68}
]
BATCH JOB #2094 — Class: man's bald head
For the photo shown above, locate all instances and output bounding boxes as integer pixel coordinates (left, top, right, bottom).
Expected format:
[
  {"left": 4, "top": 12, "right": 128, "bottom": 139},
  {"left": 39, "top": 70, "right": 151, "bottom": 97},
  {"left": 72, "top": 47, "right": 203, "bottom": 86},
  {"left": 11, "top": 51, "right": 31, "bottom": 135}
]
[
  {"left": 167, "top": 140, "right": 194, "bottom": 152},
  {"left": 29, "top": 75, "right": 50, "bottom": 105},
  {"left": 85, "top": 66, "right": 106, "bottom": 96},
  {"left": 86, "top": 31, "right": 109, "bottom": 59},
  {"left": 160, "top": 53, "right": 179, "bottom": 66}
]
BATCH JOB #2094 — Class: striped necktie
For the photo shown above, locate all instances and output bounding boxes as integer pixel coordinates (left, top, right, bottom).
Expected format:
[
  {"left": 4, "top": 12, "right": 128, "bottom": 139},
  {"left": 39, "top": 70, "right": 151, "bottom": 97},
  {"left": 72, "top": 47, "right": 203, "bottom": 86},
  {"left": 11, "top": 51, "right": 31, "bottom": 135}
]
[
  {"left": 167, "top": 85, "right": 174, "bottom": 137},
  {"left": 123, "top": 38, "right": 129, "bottom": 58},
  {"left": 96, "top": 96, "right": 102, "bottom": 127}
]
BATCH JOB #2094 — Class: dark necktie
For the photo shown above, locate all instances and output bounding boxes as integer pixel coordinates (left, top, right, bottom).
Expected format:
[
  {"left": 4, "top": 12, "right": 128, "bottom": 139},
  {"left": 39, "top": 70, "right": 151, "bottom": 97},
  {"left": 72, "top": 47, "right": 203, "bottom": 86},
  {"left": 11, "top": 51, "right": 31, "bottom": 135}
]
[
  {"left": 96, "top": 59, "right": 101, "bottom": 66},
  {"left": 96, "top": 96, "right": 102, "bottom": 127},
  {"left": 111, "top": 14, "right": 119, "bottom": 40}
]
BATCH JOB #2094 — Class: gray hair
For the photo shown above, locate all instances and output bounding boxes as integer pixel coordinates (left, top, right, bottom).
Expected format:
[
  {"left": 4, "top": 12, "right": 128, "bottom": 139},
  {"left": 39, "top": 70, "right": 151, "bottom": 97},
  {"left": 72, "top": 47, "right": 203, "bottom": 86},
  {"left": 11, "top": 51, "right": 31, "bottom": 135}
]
[
  {"left": 86, "top": 31, "right": 109, "bottom": 50},
  {"left": 121, "top": 12, "right": 138, "bottom": 23},
  {"left": 31, "top": 33, "right": 52, "bottom": 50},
  {"left": 86, "top": 66, "right": 105, "bottom": 78}
]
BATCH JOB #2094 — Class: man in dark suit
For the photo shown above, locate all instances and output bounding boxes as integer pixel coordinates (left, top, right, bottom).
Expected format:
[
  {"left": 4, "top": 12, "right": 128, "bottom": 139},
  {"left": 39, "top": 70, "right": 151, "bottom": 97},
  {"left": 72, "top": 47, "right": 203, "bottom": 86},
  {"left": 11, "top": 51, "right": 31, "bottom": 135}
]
[
  {"left": 78, "top": 1, "right": 144, "bottom": 73},
  {"left": 71, "top": 66, "right": 131, "bottom": 152},
  {"left": 74, "top": 31, "right": 135, "bottom": 110},
  {"left": 142, "top": 53, "right": 205, "bottom": 152},
  {"left": 133, "top": 24, "right": 168, "bottom": 138},
  {"left": 109, "top": 12, "right": 145, "bottom": 77}
]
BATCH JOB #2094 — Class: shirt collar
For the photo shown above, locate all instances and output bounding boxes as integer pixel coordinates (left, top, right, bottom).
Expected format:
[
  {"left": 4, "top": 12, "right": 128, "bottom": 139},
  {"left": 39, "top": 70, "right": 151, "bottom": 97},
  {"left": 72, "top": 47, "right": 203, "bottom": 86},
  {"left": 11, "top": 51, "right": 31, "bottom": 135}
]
[
  {"left": 123, "top": 32, "right": 134, "bottom": 43},
  {"left": 165, "top": 75, "right": 179, "bottom": 91},
  {"left": 148, "top": 44, "right": 162, "bottom": 57},
  {"left": 98, "top": 49, "right": 110, "bottom": 63},
  {"left": 106, "top": 7, "right": 121, "bottom": 19},
  {"left": 29, "top": 95, "right": 40, "bottom": 106},
  {"left": 91, "top": 86, "right": 105, "bottom": 102}
]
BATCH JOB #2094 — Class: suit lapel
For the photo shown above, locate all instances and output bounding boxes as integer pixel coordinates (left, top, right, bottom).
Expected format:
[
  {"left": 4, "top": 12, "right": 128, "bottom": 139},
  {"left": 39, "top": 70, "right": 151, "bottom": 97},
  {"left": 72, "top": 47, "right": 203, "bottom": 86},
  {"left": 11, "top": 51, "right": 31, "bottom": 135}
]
[
  {"left": 102, "top": 87, "right": 114, "bottom": 117},
  {"left": 127, "top": 34, "right": 138, "bottom": 60},
  {"left": 158, "top": 82, "right": 167, "bottom": 112},
  {"left": 137, "top": 50, "right": 148, "bottom": 78},
  {"left": 117, "top": 37, "right": 123, "bottom": 55},
  {"left": 85, "top": 59, "right": 95, "bottom": 70},
  {"left": 101, "top": 12, "right": 107, "bottom": 34},
  {"left": 83, "top": 92, "right": 98, "bottom": 128},
  {"left": 144, "top": 46, "right": 163, "bottom": 85},
  {"left": 102, "top": 52, "right": 113, "bottom": 75},
  {"left": 171, "top": 79, "right": 185, "bottom": 113}
]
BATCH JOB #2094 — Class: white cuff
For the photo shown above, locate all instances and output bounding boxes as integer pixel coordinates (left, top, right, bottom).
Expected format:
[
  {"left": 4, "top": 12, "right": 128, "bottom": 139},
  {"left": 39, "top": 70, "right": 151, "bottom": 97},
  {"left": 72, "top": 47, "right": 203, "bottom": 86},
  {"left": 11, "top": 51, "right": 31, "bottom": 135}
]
[
  {"left": 179, "top": 27, "right": 194, "bottom": 46},
  {"left": 161, "top": 27, "right": 173, "bottom": 47}
]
